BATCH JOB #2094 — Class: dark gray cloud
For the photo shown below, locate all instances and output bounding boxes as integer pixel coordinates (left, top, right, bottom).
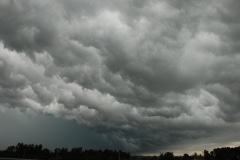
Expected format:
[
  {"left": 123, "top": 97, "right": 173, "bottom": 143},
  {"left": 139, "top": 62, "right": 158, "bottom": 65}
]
[
  {"left": 0, "top": 107, "right": 111, "bottom": 150},
  {"left": 0, "top": 0, "right": 240, "bottom": 154}
]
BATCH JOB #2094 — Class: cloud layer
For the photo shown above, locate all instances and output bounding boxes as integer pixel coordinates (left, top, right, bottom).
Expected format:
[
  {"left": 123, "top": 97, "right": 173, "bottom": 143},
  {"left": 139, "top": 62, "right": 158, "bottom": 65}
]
[{"left": 0, "top": 0, "right": 240, "bottom": 154}]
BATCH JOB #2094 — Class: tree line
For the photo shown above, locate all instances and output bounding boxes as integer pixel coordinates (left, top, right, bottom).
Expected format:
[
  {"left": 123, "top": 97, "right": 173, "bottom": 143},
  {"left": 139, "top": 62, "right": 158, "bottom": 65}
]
[
  {"left": 1, "top": 143, "right": 240, "bottom": 160},
  {"left": 204, "top": 146, "right": 240, "bottom": 160},
  {"left": 0, "top": 143, "right": 130, "bottom": 160},
  {"left": 133, "top": 147, "right": 240, "bottom": 160}
]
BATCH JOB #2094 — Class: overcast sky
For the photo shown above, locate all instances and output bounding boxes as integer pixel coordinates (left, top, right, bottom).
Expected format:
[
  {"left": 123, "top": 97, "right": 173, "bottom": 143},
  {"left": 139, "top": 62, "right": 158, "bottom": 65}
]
[{"left": 0, "top": 0, "right": 240, "bottom": 155}]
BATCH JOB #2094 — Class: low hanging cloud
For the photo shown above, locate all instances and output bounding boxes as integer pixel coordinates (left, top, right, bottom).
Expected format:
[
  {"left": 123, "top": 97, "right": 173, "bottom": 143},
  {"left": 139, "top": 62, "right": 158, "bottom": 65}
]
[{"left": 0, "top": 0, "right": 240, "bottom": 154}]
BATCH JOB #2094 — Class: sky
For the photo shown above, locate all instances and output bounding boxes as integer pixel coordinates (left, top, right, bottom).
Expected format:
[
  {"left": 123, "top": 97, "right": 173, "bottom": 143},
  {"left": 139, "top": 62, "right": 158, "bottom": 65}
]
[{"left": 0, "top": 0, "right": 240, "bottom": 155}]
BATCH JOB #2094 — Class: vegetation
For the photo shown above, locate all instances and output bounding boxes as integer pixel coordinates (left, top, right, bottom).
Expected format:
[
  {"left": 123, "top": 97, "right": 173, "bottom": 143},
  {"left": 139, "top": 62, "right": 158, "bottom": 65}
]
[
  {"left": 0, "top": 143, "right": 240, "bottom": 160},
  {"left": 0, "top": 143, "right": 130, "bottom": 160}
]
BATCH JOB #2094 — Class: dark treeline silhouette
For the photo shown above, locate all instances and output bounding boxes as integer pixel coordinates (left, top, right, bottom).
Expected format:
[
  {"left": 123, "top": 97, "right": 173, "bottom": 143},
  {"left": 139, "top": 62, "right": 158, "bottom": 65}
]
[
  {"left": 132, "top": 146, "right": 240, "bottom": 160},
  {"left": 131, "top": 152, "right": 202, "bottom": 160},
  {"left": 212, "top": 146, "right": 240, "bottom": 160},
  {"left": 0, "top": 143, "right": 130, "bottom": 160},
  {"left": 1, "top": 143, "right": 240, "bottom": 160}
]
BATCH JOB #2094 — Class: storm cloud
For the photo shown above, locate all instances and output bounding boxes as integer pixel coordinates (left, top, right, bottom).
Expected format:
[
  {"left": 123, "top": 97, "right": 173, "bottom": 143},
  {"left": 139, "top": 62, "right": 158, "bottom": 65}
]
[{"left": 0, "top": 0, "right": 240, "bottom": 154}]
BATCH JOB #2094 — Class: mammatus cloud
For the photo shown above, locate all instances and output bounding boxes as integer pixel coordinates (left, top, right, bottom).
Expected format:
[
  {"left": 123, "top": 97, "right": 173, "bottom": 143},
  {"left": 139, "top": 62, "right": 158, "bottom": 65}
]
[{"left": 0, "top": 0, "right": 240, "bottom": 154}]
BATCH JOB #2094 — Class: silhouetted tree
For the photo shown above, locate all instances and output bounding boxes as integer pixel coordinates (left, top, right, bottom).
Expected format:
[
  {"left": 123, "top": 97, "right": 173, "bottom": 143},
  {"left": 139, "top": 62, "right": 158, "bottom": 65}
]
[
  {"left": 183, "top": 153, "right": 190, "bottom": 160},
  {"left": 163, "top": 152, "right": 174, "bottom": 160},
  {"left": 159, "top": 153, "right": 164, "bottom": 160},
  {"left": 204, "top": 150, "right": 211, "bottom": 160}
]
